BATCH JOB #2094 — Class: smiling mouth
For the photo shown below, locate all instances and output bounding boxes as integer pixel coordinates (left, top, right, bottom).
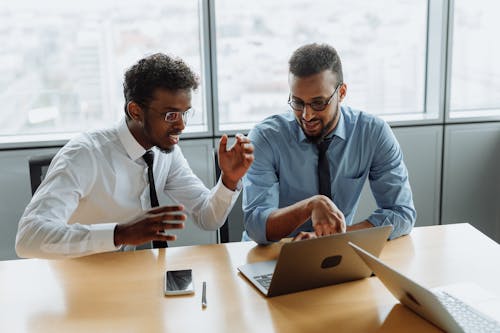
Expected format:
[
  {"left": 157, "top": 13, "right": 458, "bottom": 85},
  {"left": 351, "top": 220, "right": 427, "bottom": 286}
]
[
  {"left": 302, "top": 120, "right": 321, "bottom": 131},
  {"left": 167, "top": 133, "right": 181, "bottom": 145}
]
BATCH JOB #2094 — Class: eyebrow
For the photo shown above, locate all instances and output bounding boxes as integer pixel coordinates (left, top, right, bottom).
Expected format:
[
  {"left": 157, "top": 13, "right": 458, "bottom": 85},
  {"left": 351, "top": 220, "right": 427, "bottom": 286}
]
[{"left": 161, "top": 106, "right": 192, "bottom": 112}]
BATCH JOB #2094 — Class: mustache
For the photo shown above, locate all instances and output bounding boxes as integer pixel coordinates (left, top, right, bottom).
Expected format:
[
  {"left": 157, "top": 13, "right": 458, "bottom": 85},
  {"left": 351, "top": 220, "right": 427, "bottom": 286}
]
[{"left": 301, "top": 118, "right": 321, "bottom": 124}]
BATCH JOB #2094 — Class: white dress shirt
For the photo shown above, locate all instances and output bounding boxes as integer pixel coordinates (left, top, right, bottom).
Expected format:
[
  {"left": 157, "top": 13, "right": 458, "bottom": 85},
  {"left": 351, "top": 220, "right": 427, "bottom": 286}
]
[{"left": 16, "top": 118, "right": 241, "bottom": 259}]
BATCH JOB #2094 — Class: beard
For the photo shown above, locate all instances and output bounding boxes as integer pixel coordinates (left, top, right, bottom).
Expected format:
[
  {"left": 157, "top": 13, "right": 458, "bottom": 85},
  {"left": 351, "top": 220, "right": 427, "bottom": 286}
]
[
  {"left": 303, "top": 117, "right": 336, "bottom": 144},
  {"left": 159, "top": 146, "right": 174, "bottom": 154},
  {"left": 143, "top": 115, "right": 177, "bottom": 154},
  {"left": 298, "top": 106, "right": 339, "bottom": 144}
]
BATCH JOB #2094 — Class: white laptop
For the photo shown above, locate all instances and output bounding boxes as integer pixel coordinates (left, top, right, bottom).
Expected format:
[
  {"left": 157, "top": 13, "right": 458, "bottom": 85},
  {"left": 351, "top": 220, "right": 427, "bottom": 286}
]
[
  {"left": 238, "top": 225, "right": 393, "bottom": 297},
  {"left": 348, "top": 241, "right": 500, "bottom": 333}
]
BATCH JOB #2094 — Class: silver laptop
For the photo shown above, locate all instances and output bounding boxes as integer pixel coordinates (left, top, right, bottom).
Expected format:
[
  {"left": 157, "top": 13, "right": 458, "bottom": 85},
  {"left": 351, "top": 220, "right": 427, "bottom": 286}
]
[
  {"left": 238, "top": 225, "right": 393, "bottom": 297},
  {"left": 348, "top": 241, "right": 500, "bottom": 333}
]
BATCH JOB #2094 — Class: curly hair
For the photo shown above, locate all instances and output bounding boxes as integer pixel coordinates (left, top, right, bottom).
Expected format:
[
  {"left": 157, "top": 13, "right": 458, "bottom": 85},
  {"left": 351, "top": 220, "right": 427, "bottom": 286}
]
[
  {"left": 288, "top": 43, "right": 343, "bottom": 83},
  {"left": 123, "top": 53, "right": 199, "bottom": 118}
]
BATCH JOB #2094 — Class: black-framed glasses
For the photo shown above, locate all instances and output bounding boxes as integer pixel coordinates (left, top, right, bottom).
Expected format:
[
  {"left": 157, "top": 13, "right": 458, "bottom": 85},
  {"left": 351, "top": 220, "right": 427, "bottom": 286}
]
[
  {"left": 164, "top": 108, "right": 195, "bottom": 124},
  {"left": 288, "top": 83, "right": 342, "bottom": 112}
]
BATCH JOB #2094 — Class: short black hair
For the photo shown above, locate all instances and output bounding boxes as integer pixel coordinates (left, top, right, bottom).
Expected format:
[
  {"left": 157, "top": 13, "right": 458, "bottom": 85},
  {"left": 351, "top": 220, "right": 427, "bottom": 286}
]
[
  {"left": 123, "top": 53, "right": 199, "bottom": 118},
  {"left": 288, "top": 43, "right": 343, "bottom": 83}
]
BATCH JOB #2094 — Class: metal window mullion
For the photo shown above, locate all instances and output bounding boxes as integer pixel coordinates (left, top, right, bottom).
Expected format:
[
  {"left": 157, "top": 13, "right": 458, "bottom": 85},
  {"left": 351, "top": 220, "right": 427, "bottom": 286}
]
[
  {"left": 425, "top": 0, "right": 450, "bottom": 123},
  {"left": 200, "top": 0, "right": 222, "bottom": 138},
  {"left": 199, "top": 0, "right": 216, "bottom": 139},
  {"left": 438, "top": 0, "right": 454, "bottom": 227},
  {"left": 443, "top": 0, "right": 454, "bottom": 123}
]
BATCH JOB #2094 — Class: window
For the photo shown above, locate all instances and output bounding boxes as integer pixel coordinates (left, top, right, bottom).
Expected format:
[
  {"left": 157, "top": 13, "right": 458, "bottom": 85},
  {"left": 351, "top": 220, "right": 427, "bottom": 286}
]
[
  {"left": 0, "top": 0, "right": 205, "bottom": 139},
  {"left": 214, "top": 0, "right": 428, "bottom": 131},
  {"left": 449, "top": 0, "right": 500, "bottom": 118}
]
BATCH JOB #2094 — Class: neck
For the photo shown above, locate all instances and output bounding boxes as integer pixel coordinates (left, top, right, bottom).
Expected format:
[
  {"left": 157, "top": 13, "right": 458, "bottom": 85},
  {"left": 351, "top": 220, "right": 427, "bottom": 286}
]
[{"left": 126, "top": 118, "right": 152, "bottom": 150}]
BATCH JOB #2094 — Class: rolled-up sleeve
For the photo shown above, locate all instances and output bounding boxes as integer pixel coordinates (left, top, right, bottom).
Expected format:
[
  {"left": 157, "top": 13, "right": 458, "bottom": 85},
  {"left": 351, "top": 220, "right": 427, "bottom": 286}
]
[
  {"left": 367, "top": 122, "right": 416, "bottom": 239},
  {"left": 242, "top": 129, "right": 280, "bottom": 245}
]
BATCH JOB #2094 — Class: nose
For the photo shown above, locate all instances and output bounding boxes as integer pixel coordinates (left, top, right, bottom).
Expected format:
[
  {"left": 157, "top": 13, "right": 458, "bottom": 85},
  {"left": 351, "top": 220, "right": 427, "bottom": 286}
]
[
  {"left": 174, "top": 116, "right": 186, "bottom": 131},
  {"left": 301, "top": 104, "right": 315, "bottom": 121}
]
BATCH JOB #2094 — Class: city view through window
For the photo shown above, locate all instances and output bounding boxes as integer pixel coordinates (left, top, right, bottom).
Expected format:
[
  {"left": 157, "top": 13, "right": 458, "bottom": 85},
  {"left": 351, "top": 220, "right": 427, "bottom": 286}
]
[
  {"left": 450, "top": 0, "right": 500, "bottom": 116},
  {"left": 215, "top": 0, "right": 427, "bottom": 130},
  {"left": 0, "top": 0, "right": 498, "bottom": 139},
  {"left": 0, "top": 0, "right": 202, "bottom": 137}
]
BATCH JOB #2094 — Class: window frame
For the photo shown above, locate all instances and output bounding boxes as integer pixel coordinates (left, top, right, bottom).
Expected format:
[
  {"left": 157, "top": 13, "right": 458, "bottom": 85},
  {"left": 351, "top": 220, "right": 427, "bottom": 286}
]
[{"left": 1, "top": 0, "right": 499, "bottom": 150}]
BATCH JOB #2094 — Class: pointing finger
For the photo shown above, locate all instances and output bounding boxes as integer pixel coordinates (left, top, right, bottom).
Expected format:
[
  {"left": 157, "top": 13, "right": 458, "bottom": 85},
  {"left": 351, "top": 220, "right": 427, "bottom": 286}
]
[{"left": 149, "top": 205, "right": 184, "bottom": 214}]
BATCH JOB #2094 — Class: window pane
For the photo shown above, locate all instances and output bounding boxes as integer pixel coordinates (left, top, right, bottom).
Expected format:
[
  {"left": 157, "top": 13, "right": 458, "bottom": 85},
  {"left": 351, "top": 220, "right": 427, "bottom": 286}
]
[
  {"left": 450, "top": 0, "right": 500, "bottom": 116},
  {"left": 0, "top": 0, "right": 205, "bottom": 138},
  {"left": 215, "top": 0, "right": 427, "bottom": 131}
]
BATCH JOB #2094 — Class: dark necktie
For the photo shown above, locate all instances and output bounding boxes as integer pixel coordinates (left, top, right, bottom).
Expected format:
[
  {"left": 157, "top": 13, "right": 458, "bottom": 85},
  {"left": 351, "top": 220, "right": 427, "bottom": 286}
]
[
  {"left": 143, "top": 150, "right": 168, "bottom": 248},
  {"left": 317, "top": 138, "right": 333, "bottom": 199}
]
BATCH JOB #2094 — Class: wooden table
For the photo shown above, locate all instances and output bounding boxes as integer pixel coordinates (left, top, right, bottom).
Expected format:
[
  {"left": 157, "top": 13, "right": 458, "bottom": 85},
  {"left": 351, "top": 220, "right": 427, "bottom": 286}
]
[{"left": 1, "top": 223, "right": 499, "bottom": 333}]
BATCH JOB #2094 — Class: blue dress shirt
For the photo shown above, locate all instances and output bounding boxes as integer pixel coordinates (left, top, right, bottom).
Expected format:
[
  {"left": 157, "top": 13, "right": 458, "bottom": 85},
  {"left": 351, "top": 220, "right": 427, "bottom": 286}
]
[{"left": 242, "top": 106, "right": 416, "bottom": 244}]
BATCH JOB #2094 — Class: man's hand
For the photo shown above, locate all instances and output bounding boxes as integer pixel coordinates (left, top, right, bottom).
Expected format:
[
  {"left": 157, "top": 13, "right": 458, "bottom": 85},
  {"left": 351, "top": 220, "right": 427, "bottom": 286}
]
[
  {"left": 292, "top": 231, "right": 317, "bottom": 241},
  {"left": 310, "top": 195, "right": 346, "bottom": 237},
  {"left": 113, "top": 205, "right": 186, "bottom": 246},
  {"left": 218, "top": 133, "right": 254, "bottom": 190}
]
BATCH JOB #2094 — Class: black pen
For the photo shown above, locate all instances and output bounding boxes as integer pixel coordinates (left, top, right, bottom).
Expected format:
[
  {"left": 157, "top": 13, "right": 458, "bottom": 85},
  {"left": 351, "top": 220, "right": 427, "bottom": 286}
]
[{"left": 202, "top": 281, "right": 207, "bottom": 308}]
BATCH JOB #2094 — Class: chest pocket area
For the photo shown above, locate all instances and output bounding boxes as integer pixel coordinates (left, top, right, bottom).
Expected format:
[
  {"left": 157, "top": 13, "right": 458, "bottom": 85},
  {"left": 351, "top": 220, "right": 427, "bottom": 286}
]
[{"left": 333, "top": 174, "right": 367, "bottom": 218}]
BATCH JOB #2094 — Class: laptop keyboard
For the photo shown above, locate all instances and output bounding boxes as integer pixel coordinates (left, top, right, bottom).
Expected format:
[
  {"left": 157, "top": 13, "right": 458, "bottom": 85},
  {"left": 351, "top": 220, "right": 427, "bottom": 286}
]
[
  {"left": 253, "top": 273, "right": 273, "bottom": 290},
  {"left": 437, "top": 291, "right": 500, "bottom": 333}
]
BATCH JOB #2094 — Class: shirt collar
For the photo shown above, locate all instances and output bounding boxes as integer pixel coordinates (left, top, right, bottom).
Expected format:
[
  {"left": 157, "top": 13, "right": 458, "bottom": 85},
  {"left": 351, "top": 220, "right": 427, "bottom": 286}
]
[
  {"left": 117, "top": 117, "right": 146, "bottom": 161},
  {"left": 330, "top": 107, "right": 347, "bottom": 141},
  {"left": 293, "top": 106, "right": 347, "bottom": 143}
]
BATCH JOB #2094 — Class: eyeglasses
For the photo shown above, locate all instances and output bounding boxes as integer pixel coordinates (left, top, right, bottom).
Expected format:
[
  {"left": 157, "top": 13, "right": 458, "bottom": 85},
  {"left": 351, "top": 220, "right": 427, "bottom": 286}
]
[
  {"left": 164, "top": 108, "right": 195, "bottom": 124},
  {"left": 288, "top": 83, "right": 342, "bottom": 112}
]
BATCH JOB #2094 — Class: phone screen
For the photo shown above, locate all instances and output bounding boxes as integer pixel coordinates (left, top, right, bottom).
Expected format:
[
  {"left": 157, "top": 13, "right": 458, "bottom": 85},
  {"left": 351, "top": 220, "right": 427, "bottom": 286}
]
[{"left": 165, "top": 269, "right": 194, "bottom": 293}]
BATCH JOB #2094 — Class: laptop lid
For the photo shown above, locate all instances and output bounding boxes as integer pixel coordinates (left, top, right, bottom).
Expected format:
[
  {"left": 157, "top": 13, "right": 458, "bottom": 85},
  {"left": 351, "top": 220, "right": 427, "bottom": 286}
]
[
  {"left": 348, "top": 241, "right": 463, "bottom": 333},
  {"left": 239, "top": 225, "right": 393, "bottom": 297}
]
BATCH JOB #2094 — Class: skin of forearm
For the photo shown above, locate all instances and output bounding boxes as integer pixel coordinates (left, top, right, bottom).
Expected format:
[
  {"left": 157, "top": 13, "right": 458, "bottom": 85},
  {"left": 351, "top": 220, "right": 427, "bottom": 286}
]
[{"left": 265, "top": 197, "right": 315, "bottom": 241}]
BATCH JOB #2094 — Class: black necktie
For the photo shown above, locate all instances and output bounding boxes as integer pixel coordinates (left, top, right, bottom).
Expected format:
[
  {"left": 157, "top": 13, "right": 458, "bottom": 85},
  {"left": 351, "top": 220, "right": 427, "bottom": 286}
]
[
  {"left": 317, "top": 138, "right": 333, "bottom": 199},
  {"left": 143, "top": 150, "right": 168, "bottom": 248}
]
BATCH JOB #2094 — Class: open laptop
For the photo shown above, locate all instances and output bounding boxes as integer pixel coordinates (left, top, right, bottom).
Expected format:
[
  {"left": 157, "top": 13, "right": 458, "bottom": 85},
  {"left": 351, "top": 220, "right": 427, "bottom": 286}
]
[
  {"left": 348, "top": 241, "right": 500, "bottom": 333},
  {"left": 238, "top": 225, "right": 393, "bottom": 297}
]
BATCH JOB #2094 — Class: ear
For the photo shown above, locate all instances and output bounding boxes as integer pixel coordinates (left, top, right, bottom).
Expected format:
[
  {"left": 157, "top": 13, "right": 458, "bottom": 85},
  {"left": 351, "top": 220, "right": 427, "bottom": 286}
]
[
  {"left": 127, "top": 101, "right": 144, "bottom": 122},
  {"left": 338, "top": 83, "right": 347, "bottom": 103}
]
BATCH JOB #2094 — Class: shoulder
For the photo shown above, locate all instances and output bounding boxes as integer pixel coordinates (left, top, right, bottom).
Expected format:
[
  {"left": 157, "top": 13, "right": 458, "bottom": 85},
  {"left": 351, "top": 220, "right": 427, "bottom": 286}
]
[
  {"left": 57, "top": 127, "right": 119, "bottom": 164},
  {"left": 249, "top": 113, "right": 295, "bottom": 142},
  {"left": 342, "top": 106, "right": 386, "bottom": 128},
  {"left": 342, "top": 106, "right": 389, "bottom": 138}
]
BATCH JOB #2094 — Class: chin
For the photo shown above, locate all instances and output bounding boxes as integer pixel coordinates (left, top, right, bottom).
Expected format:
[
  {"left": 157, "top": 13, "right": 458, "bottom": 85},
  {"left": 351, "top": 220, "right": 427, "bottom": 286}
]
[
  {"left": 302, "top": 129, "right": 323, "bottom": 143},
  {"left": 158, "top": 146, "right": 174, "bottom": 154},
  {"left": 305, "top": 134, "right": 323, "bottom": 144}
]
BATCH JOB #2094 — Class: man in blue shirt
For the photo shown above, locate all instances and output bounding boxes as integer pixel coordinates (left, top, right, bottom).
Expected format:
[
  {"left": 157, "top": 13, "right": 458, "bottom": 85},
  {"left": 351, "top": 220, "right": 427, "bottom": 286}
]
[{"left": 242, "top": 43, "right": 416, "bottom": 244}]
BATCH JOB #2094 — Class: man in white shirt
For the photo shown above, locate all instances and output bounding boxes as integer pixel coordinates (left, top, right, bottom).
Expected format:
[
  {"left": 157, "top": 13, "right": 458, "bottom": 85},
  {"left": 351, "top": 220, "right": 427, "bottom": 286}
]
[{"left": 15, "top": 53, "right": 254, "bottom": 259}]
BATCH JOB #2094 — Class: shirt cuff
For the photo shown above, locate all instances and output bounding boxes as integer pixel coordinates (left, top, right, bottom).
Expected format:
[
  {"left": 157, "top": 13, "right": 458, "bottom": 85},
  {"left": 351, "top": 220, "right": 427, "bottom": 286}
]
[
  {"left": 215, "top": 177, "right": 242, "bottom": 201},
  {"left": 89, "top": 223, "right": 121, "bottom": 252},
  {"left": 246, "top": 207, "right": 275, "bottom": 245}
]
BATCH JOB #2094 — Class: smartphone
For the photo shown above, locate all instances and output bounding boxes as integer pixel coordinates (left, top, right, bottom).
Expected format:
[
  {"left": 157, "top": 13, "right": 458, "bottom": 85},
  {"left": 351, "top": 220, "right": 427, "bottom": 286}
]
[{"left": 164, "top": 269, "right": 195, "bottom": 296}]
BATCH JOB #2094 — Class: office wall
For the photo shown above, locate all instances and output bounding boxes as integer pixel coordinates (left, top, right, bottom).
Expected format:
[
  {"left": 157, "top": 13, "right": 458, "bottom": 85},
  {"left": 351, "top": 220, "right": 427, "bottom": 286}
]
[
  {"left": 0, "top": 123, "right": 498, "bottom": 260},
  {"left": 0, "top": 147, "right": 61, "bottom": 260},
  {"left": 441, "top": 122, "right": 500, "bottom": 242}
]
